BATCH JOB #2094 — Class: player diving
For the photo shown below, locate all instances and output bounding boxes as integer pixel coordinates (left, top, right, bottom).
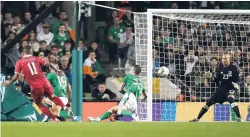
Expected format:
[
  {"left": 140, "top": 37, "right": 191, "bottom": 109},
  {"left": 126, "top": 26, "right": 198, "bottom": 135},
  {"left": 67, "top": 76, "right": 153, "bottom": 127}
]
[{"left": 88, "top": 65, "right": 147, "bottom": 122}]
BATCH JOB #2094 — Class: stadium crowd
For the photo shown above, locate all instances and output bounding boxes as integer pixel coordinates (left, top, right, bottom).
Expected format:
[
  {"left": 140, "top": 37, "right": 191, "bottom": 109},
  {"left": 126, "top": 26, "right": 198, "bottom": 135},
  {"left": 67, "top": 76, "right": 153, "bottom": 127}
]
[
  {"left": 1, "top": 2, "right": 77, "bottom": 97},
  {"left": 1, "top": 1, "right": 250, "bottom": 102}
]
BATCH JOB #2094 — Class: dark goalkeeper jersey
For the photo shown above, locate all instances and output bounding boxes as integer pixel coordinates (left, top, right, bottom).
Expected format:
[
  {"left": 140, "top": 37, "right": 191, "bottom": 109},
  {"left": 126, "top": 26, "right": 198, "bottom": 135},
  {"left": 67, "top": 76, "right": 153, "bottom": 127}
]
[{"left": 214, "top": 64, "right": 239, "bottom": 90}]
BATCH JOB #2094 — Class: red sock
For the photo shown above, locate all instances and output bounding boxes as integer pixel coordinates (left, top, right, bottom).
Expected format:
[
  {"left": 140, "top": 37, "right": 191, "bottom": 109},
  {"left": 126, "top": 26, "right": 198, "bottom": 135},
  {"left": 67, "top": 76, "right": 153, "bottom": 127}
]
[
  {"left": 38, "top": 104, "right": 56, "bottom": 120},
  {"left": 52, "top": 96, "right": 65, "bottom": 108}
]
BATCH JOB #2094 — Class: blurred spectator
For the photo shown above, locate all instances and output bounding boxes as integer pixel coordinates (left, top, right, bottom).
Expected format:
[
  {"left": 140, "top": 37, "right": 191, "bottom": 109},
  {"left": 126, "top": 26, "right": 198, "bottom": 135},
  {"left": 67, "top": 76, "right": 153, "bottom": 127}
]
[
  {"left": 50, "top": 46, "right": 59, "bottom": 56},
  {"left": 106, "top": 11, "right": 118, "bottom": 33},
  {"left": 162, "top": 28, "right": 174, "bottom": 46},
  {"left": 18, "top": 40, "right": 28, "bottom": 53},
  {"left": 64, "top": 40, "right": 72, "bottom": 52},
  {"left": 88, "top": 41, "right": 101, "bottom": 62},
  {"left": 233, "top": 49, "right": 243, "bottom": 67},
  {"left": 121, "top": 11, "right": 134, "bottom": 30},
  {"left": 23, "top": 11, "right": 32, "bottom": 27},
  {"left": 91, "top": 83, "right": 117, "bottom": 100},
  {"left": 171, "top": 2, "right": 178, "bottom": 9},
  {"left": 39, "top": 40, "right": 50, "bottom": 56},
  {"left": 60, "top": 56, "right": 72, "bottom": 84},
  {"left": 78, "top": 39, "right": 87, "bottom": 51},
  {"left": 62, "top": 18, "right": 76, "bottom": 42},
  {"left": 78, "top": 39, "right": 89, "bottom": 62},
  {"left": 65, "top": 50, "right": 71, "bottom": 59},
  {"left": 125, "top": 43, "right": 135, "bottom": 74},
  {"left": 12, "top": 15, "right": 23, "bottom": 34},
  {"left": 3, "top": 33, "right": 19, "bottom": 77},
  {"left": 52, "top": 11, "right": 68, "bottom": 34},
  {"left": 3, "top": 32, "right": 16, "bottom": 45},
  {"left": 153, "top": 48, "right": 160, "bottom": 74},
  {"left": 108, "top": 17, "right": 126, "bottom": 64},
  {"left": 3, "top": 12, "right": 13, "bottom": 25},
  {"left": 83, "top": 50, "right": 106, "bottom": 93},
  {"left": 27, "top": 31, "right": 39, "bottom": 54},
  {"left": 44, "top": 13, "right": 58, "bottom": 30},
  {"left": 119, "top": 26, "right": 133, "bottom": 67},
  {"left": 52, "top": 24, "right": 70, "bottom": 53},
  {"left": 38, "top": 51, "right": 45, "bottom": 59},
  {"left": 48, "top": 53, "right": 59, "bottom": 73},
  {"left": 184, "top": 47, "right": 199, "bottom": 75},
  {"left": 37, "top": 23, "right": 54, "bottom": 46},
  {"left": 240, "top": 74, "right": 250, "bottom": 97}
]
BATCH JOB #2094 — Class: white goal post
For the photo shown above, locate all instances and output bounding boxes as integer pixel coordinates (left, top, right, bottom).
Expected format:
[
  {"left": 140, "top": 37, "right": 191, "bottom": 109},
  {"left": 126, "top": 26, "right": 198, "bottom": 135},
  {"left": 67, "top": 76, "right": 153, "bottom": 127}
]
[{"left": 135, "top": 9, "right": 250, "bottom": 121}]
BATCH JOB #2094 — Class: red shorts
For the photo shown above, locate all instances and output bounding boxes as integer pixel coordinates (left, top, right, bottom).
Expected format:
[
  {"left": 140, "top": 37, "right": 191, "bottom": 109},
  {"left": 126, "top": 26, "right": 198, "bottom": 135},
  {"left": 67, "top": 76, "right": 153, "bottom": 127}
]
[{"left": 31, "top": 81, "right": 54, "bottom": 103}]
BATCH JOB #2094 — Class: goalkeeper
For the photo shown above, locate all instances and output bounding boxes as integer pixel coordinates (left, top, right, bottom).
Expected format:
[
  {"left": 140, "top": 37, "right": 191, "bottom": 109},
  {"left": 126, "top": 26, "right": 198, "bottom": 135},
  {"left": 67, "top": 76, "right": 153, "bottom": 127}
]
[
  {"left": 88, "top": 65, "right": 147, "bottom": 122},
  {"left": 190, "top": 53, "right": 242, "bottom": 122}
]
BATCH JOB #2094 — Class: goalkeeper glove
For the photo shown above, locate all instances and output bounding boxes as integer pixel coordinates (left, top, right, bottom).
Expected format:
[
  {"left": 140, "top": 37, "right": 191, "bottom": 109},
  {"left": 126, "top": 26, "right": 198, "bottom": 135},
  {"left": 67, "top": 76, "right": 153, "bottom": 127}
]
[{"left": 232, "top": 82, "right": 240, "bottom": 92}]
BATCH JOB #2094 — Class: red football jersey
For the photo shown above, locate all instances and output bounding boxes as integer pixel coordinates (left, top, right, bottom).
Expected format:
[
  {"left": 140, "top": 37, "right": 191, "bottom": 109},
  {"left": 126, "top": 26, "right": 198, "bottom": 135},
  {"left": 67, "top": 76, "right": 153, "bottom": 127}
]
[{"left": 15, "top": 55, "right": 47, "bottom": 88}]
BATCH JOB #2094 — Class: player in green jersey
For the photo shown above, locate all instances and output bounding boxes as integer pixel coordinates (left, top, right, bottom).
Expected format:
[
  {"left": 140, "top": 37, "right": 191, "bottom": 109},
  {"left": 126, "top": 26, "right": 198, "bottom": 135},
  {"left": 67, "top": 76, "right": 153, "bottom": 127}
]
[
  {"left": 43, "top": 72, "right": 73, "bottom": 120},
  {"left": 88, "top": 65, "right": 147, "bottom": 122}
]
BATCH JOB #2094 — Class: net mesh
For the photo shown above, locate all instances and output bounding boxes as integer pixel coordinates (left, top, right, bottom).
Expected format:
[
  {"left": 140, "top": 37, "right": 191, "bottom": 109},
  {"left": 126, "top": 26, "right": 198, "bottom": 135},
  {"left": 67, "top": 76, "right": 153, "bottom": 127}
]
[{"left": 135, "top": 12, "right": 250, "bottom": 121}]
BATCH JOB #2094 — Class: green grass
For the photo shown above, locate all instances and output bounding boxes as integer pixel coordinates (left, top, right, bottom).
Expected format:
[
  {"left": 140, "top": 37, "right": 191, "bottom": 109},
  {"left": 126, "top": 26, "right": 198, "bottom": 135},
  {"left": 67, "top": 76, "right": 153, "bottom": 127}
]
[{"left": 2, "top": 122, "right": 250, "bottom": 137}]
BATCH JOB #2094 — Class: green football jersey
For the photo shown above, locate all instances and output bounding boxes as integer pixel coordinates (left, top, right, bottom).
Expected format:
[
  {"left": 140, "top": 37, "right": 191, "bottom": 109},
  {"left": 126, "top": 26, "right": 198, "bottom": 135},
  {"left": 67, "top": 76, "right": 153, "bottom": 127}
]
[
  {"left": 47, "top": 72, "right": 68, "bottom": 97},
  {"left": 122, "top": 74, "right": 145, "bottom": 100}
]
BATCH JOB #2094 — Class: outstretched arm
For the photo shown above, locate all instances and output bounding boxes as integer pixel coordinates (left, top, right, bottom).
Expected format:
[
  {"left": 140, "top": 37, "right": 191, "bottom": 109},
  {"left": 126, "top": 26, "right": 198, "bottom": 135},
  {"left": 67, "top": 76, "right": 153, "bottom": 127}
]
[
  {"left": 2, "top": 73, "right": 19, "bottom": 87},
  {"left": 45, "top": 61, "right": 60, "bottom": 72},
  {"left": 141, "top": 89, "right": 147, "bottom": 101}
]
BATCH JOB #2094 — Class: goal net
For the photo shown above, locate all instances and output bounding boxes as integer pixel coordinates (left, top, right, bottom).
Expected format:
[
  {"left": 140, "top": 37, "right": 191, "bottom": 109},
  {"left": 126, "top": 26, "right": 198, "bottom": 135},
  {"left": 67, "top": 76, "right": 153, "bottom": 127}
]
[{"left": 135, "top": 9, "right": 250, "bottom": 121}]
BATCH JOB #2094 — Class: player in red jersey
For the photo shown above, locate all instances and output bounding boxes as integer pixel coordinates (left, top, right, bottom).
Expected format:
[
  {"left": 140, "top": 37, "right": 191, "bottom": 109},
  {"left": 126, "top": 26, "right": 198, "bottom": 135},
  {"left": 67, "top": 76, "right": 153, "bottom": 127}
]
[{"left": 2, "top": 46, "right": 65, "bottom": 122}]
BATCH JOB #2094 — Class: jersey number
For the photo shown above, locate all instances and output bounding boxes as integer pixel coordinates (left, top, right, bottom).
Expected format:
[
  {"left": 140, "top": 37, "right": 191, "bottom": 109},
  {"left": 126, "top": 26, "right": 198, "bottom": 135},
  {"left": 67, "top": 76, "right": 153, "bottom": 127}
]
[
  {"left": 57, "top": 76, "right": 67, "bottom": 89},
  {"left": 132, "top": 79, "right": 144, "bottom": 92},
  {"left": 27, "top": 62, "right": 38, "bottom": 75},
  {"left": 223, "top": 74, "right": 229, "bottom": 80}
]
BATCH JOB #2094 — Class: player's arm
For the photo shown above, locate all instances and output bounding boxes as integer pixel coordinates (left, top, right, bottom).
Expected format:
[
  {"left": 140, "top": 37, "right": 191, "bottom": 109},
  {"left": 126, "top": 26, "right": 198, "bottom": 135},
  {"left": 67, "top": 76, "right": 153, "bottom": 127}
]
[
  {"left": 45, "top": 61, "right": 60, "bottom": 72},
  {"left": 232, "top": 66, "right": 240, "bottom": 83},
  {"left": 67, "top": 83, "right": 72, "bottom": 102},
  {"left": 3, "top": 61, "right": 21, "bottom": 87},
  {"left": 231, "top": 66, "right": 240, "bottom": 92},
  {"left": 3, "top": 73, "right": 19, "bottom": 87},
  {"left": 141, "top": 88, "right": 147, "bottom": 101},
  {"left": 37, "top": 57, "right": 61, "bottom": 73},
  {"left": 119, "top": 83, "right": 125, "bottom": 94}
]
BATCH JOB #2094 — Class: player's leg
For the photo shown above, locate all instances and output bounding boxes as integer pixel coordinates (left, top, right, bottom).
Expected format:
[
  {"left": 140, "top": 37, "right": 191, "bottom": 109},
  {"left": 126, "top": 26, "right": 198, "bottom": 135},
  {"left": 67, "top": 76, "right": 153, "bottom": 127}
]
[
  {"left": 43, "top": 97, "right": 73, "bottom": 119},
  {"left": 88, "top": 93, "right": 137, "bottom": 122},
  {"left": 247, "top": 104, "right": 250, "bottom": 121},
  {"left": 44, "top": 82, "right": 65, "bottom": 108},
  {"left": 50, "top": 102, "right": 73, "bottom": 119},
  {"left": 88, "top": 93, "right": 131, "bottom": 122},
  {"left": 31, "top": 87, "right": 58, "bottom": 121},
  {"left": 116, "top": 93, "right": 139, "bottom": 121},
  {"left": 88, "top": 105, "right": 119, "bottom": 122},
  {"left": 227, "top": 92, "right": 242, "bottom": 121},
  {"left": 190, "top": 95, "right": 215, "bottom": 122}
]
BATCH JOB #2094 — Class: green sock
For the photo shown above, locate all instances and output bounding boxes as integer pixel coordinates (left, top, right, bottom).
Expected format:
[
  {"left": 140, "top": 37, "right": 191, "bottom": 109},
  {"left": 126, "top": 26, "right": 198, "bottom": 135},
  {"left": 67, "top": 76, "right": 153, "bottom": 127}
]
[
  {"left": 120, "top": 110, "right": 132, "bottom": 117},
  {"left": 99, "top": 111, "right": 112, "bottom": 120},
  {"left": 59, "top": 110, "right": 71, "bottom": 119}
]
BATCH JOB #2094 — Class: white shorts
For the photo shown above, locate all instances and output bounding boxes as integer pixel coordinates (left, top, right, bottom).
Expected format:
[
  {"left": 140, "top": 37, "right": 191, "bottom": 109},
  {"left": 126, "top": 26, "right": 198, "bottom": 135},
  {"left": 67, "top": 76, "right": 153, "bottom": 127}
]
[
  {"left": 119, "top": 92, "right": 137, "bottom": 112},
  {"left": 59, "top": 97, "right": 68, "bottom": 106}
]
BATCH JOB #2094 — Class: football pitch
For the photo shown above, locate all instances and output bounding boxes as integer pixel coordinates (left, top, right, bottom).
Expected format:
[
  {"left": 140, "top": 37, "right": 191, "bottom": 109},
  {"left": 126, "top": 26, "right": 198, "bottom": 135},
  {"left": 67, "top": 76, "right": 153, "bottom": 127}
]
[{"left": 2, "top": 122, "right": 250, "bottom": 137}]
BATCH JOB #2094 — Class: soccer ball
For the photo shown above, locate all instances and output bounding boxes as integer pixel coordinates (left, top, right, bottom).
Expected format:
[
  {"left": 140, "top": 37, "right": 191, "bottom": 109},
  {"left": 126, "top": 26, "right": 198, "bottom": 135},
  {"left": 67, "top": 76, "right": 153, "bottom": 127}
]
[{"left": 157, "top": 66, "right": 169, "bottom": 76}]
